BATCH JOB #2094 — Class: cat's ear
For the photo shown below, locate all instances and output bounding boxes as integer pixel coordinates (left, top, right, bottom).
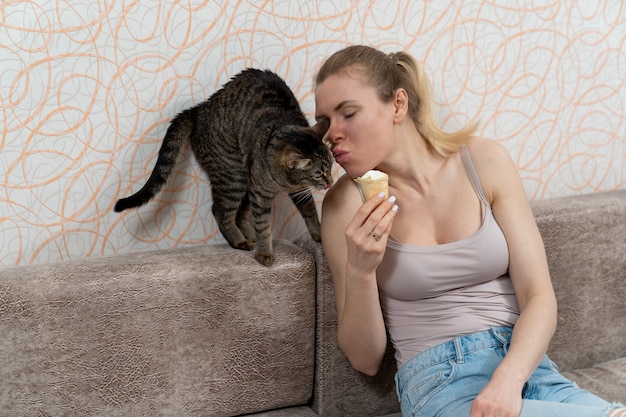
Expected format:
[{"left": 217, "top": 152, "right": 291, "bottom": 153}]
[
  {"left": 285, "top": 150, "right": 312, "bottom": 170},
  {"left": 311, "top": 119, "right": 330, "bottom": 140}
]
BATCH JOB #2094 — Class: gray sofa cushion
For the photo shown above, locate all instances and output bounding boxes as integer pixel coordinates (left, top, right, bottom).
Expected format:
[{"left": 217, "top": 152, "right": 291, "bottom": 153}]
[
  {"left": 562, "top": 358, "right": 626, "bottom": 403},
  {"left": 0, "top": 240, "right": 316, "bottom": 416},
  {"left": 243, "top": 406, "right": 319, "bottom": 416}
]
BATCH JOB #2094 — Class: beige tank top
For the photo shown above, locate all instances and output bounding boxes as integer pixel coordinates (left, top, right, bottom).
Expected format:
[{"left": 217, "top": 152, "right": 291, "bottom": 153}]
[{"left": 376, "top": 146, "right": 520, "bottom": 368}]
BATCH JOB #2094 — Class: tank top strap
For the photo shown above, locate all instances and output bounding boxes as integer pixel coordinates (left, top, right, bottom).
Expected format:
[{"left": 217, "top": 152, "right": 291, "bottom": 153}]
[{"left": 460, "top": 145, "right": 489, "bottom": 206}]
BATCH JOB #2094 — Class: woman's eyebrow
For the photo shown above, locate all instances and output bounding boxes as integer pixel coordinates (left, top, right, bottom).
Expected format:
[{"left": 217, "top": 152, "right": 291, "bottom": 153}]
[{"left": 334, "top": 100, "right": 357, "bottom": 111}]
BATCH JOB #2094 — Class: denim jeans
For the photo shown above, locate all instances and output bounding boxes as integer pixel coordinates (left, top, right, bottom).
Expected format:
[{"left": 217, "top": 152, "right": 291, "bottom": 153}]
[{"left": 395, "top": 326, "right": 623, "bottom": 417}]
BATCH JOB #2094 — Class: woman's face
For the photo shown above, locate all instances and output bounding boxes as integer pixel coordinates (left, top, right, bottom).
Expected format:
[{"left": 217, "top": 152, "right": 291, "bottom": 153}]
[{"left": 315, "top": 72, "right": 396, "bottom": 178}]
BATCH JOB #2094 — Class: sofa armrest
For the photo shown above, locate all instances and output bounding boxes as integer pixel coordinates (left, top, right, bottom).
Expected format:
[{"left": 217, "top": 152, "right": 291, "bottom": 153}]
[
  {"left": 297, "top": 238, "right": 400, "bottom": 417},
  {"left": 0, "top": 240, "right": 316, "bottom": 416}
]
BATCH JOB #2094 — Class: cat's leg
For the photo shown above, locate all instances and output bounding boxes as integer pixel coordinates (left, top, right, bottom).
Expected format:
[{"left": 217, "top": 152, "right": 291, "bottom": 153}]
[
  {"left": 248, "top": 193, "right": 275, "bottom": 267},
  {"left": 235, "top": 194, "right": 256, "bottom": 244},
  {"left": 289, "top": 190, "right": 321, "bottom": 241},
  {"left": 211, "top": 185, "right": 255, "bottom": 252}
]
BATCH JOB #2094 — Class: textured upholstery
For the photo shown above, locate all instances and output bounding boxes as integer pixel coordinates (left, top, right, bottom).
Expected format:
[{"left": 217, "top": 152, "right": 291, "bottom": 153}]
[
  {"left": 562, "top": 358, "right": 626, "bottom": 404},
  {"left": 297, "top": 237, "right": 400, "bottom": 417},
  {"left": 0, "top": 240, "right": 316, "bottom": 416},
  {"left": 534, "top": 190, "right": 626, "bottom": 403},
  {"left": 244, "top": 406, "right": 319, "bottom": 416}
]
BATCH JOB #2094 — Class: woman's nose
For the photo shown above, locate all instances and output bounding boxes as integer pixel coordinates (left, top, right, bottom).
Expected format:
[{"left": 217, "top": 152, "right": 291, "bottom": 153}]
[{"left": 325, "top": 121, "right": 341, "bottom": 144}]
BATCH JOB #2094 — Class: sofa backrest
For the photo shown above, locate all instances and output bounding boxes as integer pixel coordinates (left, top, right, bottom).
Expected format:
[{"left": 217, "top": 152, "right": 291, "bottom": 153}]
[
  {"left": 534, "top": 190, "right": 626, "bottom": 371},
  {"left": 0, "top": 240, "right": 316, "bottom": 416}
]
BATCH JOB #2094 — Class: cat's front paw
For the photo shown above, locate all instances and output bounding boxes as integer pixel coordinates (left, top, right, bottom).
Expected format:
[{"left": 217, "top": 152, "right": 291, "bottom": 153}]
[
  {"left": 309, "top": 230, "right": 322, "bottom": 242},
  {"left": 255, "top": 251, "right": 275, "bottom": 267},
  {"left": 233, "top": 240, "right": 255, "bottom": 251}
]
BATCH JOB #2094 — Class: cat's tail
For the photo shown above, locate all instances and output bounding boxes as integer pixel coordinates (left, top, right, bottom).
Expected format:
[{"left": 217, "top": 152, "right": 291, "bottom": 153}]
[{"left": 114, "top": 109, "right": 195, "bottom": 212}]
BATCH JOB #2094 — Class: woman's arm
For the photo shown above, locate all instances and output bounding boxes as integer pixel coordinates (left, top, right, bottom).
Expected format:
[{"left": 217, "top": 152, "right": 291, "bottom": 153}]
[
  {"left": 468, "top": 139, "right": 558, "bottom": 417},
  {"left": 321, "top": 174, "right": 398, "bottom": 376}
]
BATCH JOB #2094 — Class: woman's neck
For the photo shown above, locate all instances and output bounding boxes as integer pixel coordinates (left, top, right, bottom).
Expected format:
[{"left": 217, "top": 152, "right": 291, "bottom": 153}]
[{"left": 378, "top": 126, "right": 449, "bottom": 195}]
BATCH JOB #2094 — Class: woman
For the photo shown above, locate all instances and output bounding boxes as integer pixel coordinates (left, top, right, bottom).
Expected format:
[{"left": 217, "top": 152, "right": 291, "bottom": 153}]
[{"left": 314, "top": 45, "right": 624, "bottom": 417}]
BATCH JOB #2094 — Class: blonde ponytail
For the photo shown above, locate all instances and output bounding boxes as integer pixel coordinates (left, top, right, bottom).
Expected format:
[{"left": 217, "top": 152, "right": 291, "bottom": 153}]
[{"left": 391, "top": 51, "right": 478, "bottom": 157}]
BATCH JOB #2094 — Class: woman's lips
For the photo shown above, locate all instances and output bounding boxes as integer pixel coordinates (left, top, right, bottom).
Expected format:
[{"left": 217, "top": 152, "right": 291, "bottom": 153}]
[{"left": 333, "top": 149, "right": 349, "bottom": 165}]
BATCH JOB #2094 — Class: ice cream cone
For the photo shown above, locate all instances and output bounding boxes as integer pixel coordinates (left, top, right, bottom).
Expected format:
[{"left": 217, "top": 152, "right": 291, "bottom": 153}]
[{"left": 355, "top": 170, "right": 389, "bottom": 201}]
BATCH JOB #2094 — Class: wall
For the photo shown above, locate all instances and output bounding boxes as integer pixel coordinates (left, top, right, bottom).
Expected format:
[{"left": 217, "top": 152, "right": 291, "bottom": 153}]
[{"left": 1, "top": 1, "right": 625, "bottom": 266}]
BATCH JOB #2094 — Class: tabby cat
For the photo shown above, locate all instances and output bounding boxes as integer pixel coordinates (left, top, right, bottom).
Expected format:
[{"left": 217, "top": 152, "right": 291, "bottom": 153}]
[{"left": 114, "top": 68, "right": 333, "bottom": 266}]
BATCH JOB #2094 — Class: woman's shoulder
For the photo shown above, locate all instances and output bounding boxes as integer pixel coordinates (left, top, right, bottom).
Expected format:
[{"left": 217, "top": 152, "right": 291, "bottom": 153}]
[
  {"left": 464, "top": 136, "right": 512, "bottom": 163},
  {"left": 324, "top": 173, "right": 359, "bottom": 203},
  {"left": 322, "top": 173, "right": 362, "bottom": 219},
  {"left": 463, "top": 137, "right": 520, "bottom": 202}
]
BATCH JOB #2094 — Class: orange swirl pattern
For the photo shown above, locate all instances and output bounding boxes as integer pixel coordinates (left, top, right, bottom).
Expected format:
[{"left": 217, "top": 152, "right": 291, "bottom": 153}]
[{"left": 1, "top": 1, "right": 625, "bottom": 266}]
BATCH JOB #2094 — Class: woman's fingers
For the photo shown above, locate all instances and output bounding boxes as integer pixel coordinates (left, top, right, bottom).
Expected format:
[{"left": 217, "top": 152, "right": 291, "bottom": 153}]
[
  {"left": 349, "top": 192, "right": 398, "bottom": 244},
  {"left": 366, "top": 195, "right": 397, "bottom": 241},
  {"left": 344, "top": 193, "right": 398, "bottom": 272}
]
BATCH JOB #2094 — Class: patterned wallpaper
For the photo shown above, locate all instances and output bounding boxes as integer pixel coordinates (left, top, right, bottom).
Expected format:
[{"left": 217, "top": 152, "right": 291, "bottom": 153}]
[{"left": 1, "top": 1, "right": 625, "bottom": 266}]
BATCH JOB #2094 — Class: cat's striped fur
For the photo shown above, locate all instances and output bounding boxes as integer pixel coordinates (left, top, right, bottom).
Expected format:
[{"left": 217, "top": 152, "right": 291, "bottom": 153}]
[{"left": 115, "top": 68, "right": 333, "bottom": 266}]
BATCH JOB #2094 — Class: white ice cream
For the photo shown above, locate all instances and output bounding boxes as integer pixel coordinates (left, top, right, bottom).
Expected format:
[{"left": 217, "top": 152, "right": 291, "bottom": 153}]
[{"left": 357, "top": 170, "right": 388, "bottom": 181}]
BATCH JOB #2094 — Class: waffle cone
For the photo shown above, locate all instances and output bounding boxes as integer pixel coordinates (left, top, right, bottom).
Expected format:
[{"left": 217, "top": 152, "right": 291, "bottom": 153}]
[{"left": 355, "top": 177, "right": 389, "bottom": 201}]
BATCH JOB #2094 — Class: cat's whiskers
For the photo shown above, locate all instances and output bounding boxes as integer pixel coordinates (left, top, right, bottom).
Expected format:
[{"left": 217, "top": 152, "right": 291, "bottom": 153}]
[{"left": 289, "top": 187, "right": 316, "bottom": 206}]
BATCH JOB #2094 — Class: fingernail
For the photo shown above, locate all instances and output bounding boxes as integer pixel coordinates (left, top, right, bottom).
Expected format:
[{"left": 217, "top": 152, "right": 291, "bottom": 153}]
[
  {"left": 388, "top": 196, "right": 396, "bottom": 204},
  {"left": 392, "top": 204, "right": 398, "bottom": 212},
  {"left": 377, "top": 192, "right": 385, "bottom": 198}
]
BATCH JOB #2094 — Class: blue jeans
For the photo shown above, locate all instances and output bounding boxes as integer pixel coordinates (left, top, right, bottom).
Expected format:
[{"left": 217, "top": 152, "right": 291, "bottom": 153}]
[{"left": 395, "top": 326, "right": 623, "bottom": 417}]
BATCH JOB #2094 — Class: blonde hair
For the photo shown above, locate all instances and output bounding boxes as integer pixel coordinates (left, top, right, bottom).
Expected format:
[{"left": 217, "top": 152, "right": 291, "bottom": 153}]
[{"left": 314, "top": 45, "right": 478, "bottom": 157}]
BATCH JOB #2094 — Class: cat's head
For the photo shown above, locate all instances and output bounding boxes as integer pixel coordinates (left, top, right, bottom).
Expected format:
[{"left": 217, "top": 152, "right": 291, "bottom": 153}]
[{"left": 272, "top": 121, "right": 334, "bottom": 191}]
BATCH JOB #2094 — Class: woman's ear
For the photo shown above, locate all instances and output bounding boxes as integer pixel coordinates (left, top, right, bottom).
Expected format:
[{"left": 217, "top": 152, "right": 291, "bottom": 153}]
[{"left": 393, "top": 88, "right": 409, "bottom": 122}]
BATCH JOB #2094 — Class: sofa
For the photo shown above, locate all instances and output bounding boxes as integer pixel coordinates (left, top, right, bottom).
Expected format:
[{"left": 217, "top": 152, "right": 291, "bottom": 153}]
[{"left": 1, "top": 189, "right": 625, "bottom": 416}]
